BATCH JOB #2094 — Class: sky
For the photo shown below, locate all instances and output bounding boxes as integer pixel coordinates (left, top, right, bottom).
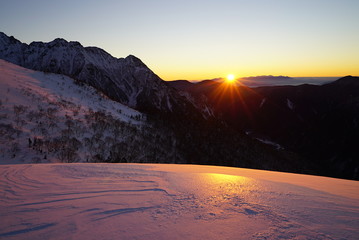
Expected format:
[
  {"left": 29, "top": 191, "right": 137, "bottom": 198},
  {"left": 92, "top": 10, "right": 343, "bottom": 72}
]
[{"left": 1, "top": 0, "right": 358, "bottom": 80}]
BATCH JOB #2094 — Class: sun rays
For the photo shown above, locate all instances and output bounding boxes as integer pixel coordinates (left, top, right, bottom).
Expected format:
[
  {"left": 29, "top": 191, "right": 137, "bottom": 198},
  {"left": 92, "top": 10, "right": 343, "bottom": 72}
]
[{"left": 208, "top": 77, "right": 265, "bottom": 123}]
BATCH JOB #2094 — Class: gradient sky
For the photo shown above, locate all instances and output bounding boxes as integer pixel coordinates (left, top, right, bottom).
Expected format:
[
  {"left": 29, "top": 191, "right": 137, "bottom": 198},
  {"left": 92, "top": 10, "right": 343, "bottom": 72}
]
[{"left": 1, "top": 0, "right": 358, "bottom": 80}]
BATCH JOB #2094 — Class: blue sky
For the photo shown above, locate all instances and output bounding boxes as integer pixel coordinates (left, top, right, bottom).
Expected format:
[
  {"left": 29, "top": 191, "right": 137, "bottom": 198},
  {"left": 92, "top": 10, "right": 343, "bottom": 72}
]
[{"left": 1, "top": 0, "right": 358, "bottom": 80}]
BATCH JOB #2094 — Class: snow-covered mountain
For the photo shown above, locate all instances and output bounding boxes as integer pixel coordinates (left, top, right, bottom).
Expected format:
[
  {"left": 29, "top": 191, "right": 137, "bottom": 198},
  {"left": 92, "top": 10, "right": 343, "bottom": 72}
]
[
  {"left": 0, "top": 58, "right": 305, "bottom": 174},
  {"left": 0, "top": 32, "right": 196, "bottom": 114},
  {"left": 0, "top": 59, "right": 182, "bottom": 164},
  {"left": 5, "top": 32, "right": 354, "bottom": 179}
]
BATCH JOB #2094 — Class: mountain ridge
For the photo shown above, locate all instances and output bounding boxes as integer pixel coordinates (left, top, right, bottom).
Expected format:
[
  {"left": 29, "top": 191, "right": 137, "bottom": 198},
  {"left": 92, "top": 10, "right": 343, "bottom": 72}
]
[
  {"left": 168, "top": 76, "right": 359, "bottom": 179},
  {"left": 1, "top": 32, "right": 357, "bottom": 179},
  {"left": 0, "top": 32, "right": 199, "bottom": 115},
  {"left": 0, "top": 58, "right": 307, "bottom": 173}
]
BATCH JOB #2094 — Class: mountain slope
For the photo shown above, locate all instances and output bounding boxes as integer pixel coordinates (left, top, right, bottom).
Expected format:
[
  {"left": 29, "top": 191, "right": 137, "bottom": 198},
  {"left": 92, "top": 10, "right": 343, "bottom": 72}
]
[
  {"left": 0, "top": 32, "right": 196, "bottom": 114},
  {"left": 0, "top": 58, "right": 311, "bottom": 174},
  {"left": 169, "top": 77, "right": 359, "bottom": 180},
  {"left": 9, "top": 32, "right": 359, "bottom": 179},
  {"left": 0, "top": 59, "right": 185, "bottom": 164}
]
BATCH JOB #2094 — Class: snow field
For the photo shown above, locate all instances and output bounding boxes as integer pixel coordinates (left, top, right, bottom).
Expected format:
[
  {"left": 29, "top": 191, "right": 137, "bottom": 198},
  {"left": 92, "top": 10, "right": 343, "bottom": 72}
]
[{"left": 1, "top": 163, "right": 358, "bottom": 240}]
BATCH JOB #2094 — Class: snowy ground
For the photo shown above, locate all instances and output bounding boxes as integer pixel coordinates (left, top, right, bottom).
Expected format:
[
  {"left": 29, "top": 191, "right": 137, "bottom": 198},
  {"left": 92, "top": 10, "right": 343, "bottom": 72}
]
[
  {"left": 0, "top": 59, "right": 142, "bottom": 123},
  {"left": 1, "top": 164, "right": 358, "bottom": 240}
]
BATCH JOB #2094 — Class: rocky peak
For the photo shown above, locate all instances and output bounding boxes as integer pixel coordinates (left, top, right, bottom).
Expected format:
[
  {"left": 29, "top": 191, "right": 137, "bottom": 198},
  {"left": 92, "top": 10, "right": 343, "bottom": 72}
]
[
  {"left": 52, "top": 38, "right": 68, "bottom": 44},
  {"left": 0, "top": 32, "right": 22, "bottom": 47},
  {"left": 0, "top": 32, "right": 200, "bottom": 115},
  {"left": 69, "top": 41, "right": 82, "bottom": 47},
  {"left": 124, "top": 55, "right": 146, "bottom": 68}
]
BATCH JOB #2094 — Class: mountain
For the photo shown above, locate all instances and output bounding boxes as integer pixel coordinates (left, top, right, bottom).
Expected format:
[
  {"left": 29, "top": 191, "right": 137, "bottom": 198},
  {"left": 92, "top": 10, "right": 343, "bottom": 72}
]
[
  {"left": 186, "top": 76, "right": 337, "bottom": 87},
  {"left": 239, "top": 75, "right": 294, "bottom": 87},
  {"left": 0, "top": 33, "right": 311, "bottom": 175},
  {"left": 0, "top": 58, "right": 306, "bottom": 173},
  {"left": 0, "top": 59, "right": 186, "bottom": 164},
  {"left": 2, "top": 32, "right": 356, "bottom": 179},
  {"left": 0, "top": 32, "right": 195, "bottom": 115},
  {"left": 326, "top": 75, "right": 359, "bottom": 87},
  {"left": 169, "top": 76, "right": 359, "bottom": 180}
]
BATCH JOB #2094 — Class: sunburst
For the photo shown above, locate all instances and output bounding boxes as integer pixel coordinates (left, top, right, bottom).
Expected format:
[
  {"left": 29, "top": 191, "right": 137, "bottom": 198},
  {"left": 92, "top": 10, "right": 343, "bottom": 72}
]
[{"left": 226, "top": 74, "right": 235, "bottom": 83}]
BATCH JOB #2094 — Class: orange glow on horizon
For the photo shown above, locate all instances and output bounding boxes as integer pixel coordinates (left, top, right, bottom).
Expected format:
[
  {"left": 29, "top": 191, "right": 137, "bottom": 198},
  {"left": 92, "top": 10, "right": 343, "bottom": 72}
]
[{"left": 153, "top": 61, "right": 359, "bottom": 81}]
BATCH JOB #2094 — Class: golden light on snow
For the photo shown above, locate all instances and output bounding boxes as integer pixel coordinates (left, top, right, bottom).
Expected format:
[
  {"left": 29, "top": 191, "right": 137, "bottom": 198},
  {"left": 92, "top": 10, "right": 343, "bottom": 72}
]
[
  {"left": 1, "top": 163, "right": 358, "bottom": 239},
  {"left": 205, "top": 173, "right": 250, "bottom": 185},
  {"left": 193, "top": 173, "right": 255, "bottom": 197}
]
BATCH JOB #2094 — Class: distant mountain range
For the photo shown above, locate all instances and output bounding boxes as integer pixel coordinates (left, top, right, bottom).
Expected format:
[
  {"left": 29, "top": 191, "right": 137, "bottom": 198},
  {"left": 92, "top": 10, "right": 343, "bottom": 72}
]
[
  {"left": 237, "top": 76, "right": 338, "bottom": 87},
  {"left": 180, "top": 75, "right": 337, "bottom": 87},
  {"left": 1, "top": 32, "right": 358, "bottom": 180}
]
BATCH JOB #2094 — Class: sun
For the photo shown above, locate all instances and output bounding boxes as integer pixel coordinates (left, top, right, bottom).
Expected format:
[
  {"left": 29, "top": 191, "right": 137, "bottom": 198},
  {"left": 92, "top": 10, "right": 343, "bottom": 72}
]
[{"left": 226, "top": 74, "right": 235, "bottom": 83}]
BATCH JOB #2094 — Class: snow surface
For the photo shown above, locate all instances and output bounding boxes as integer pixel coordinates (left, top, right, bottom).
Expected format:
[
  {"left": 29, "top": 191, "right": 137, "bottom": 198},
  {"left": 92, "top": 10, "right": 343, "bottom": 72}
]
[
  {"left": 259, "top": 98, "right": 266, "bottom": 108},
  {"left": 255, "top": 138, "right": 283, "bottom": 150},
  {"left": 0, "top": 59, "right": 143, "bottom": 122},
  {"left": 1, "top": 163, "right": 358, "bottom": 240},
  {"left": 286, "top": 98, "right": 294, "bottom": 110},
  {"left": 0, "top": 60, "right": 146, "bottom": 164}
]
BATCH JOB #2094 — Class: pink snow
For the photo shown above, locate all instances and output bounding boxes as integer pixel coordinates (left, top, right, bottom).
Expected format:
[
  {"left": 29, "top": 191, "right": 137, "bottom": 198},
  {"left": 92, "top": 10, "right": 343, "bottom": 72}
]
[{"left": 1, "top": 163, "right": 358, "bottom": 239}]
